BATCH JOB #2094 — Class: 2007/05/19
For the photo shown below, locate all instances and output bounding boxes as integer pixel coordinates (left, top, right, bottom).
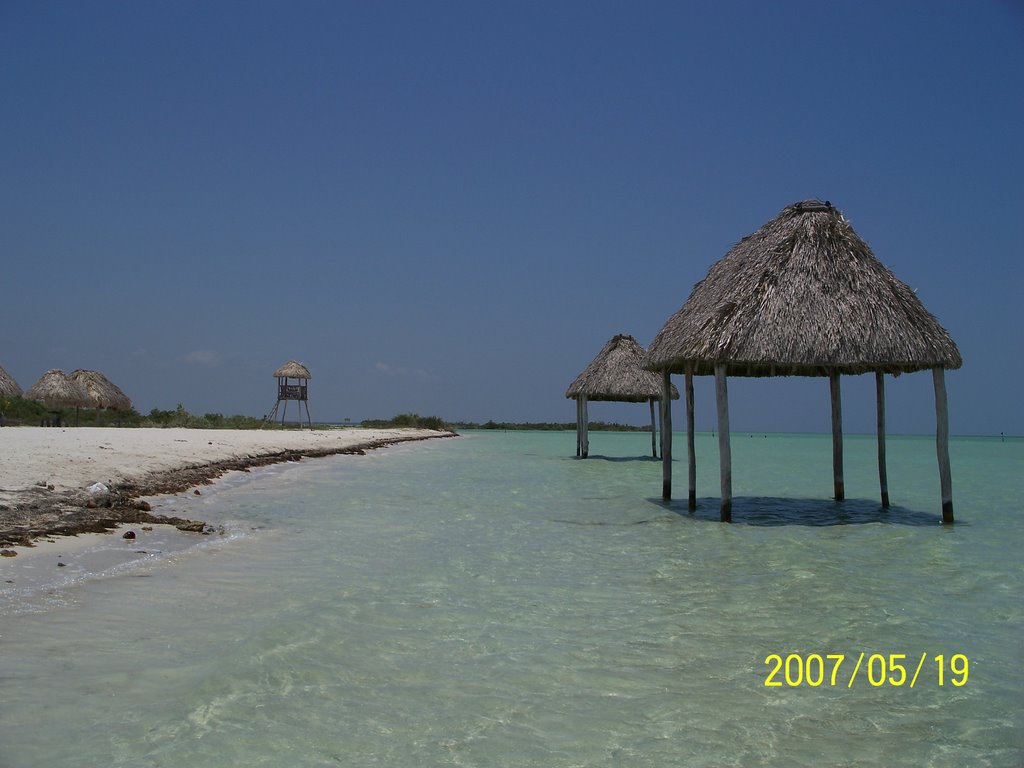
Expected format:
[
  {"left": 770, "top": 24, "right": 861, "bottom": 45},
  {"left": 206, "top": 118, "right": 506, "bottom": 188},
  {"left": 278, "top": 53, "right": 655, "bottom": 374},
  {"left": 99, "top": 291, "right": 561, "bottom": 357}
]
[{"left": 764, "top": 652, "right": 969, "bottom": 688}]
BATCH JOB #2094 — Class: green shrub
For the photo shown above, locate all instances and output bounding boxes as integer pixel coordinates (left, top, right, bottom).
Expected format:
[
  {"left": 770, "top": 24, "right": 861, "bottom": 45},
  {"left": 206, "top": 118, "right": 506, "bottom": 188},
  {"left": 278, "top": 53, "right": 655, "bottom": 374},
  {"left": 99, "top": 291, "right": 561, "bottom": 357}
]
[{"left": 361, "top": 413, "right": 451, "bottom": 430}]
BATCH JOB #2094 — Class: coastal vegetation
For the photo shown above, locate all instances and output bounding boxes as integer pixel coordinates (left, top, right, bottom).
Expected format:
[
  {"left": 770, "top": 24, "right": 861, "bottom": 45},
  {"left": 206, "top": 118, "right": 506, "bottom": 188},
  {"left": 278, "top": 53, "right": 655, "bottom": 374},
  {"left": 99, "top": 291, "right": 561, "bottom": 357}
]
[
  {"left": 452, "top": 420, "right": 650, "bottom": 431},
  {"left": 2, "top": 398, "right": 650, "bottom": 433},
  {"left": 360, "top": 413, "right": 451, "bottom": 430},
  {"left": 1, "top": 397, "right": 276, "bottom": 429},
  {"left": 359, "top": 414, "right": 651, "bottom": 431}
]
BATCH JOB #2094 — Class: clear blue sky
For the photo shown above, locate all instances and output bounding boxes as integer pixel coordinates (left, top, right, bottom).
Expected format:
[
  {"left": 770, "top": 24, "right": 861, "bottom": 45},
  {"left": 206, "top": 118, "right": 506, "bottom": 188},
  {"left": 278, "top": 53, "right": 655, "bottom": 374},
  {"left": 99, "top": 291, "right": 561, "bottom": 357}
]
[{"left": 2, "top": 1, "right": 1021, "bottom": 434}]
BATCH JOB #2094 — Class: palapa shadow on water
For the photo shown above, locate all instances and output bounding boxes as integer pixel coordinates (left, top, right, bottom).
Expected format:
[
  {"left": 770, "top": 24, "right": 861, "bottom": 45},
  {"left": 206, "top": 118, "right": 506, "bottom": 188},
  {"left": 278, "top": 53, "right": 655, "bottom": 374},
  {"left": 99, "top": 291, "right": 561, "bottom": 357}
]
[
  {"left": 573, "top": 454, "right": 662, "bottom": 463},
  {"left": 647, "top": 496, "right": 948, "bottom": 527}
]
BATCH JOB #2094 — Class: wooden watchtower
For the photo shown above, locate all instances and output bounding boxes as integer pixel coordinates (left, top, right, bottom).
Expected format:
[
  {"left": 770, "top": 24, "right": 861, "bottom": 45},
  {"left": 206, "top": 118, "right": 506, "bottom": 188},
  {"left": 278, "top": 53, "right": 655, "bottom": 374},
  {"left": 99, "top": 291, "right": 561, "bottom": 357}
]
[{"left": 264, "top": 360, "right": 313, "bottom": 429}]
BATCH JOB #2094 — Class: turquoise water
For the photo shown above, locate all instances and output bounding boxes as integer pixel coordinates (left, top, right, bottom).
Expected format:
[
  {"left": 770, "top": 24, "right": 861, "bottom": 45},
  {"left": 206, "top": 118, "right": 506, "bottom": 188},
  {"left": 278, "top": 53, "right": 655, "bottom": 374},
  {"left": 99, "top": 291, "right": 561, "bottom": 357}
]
[{"left": 1, "top": 431, "right": 1021, "bottom": 767}]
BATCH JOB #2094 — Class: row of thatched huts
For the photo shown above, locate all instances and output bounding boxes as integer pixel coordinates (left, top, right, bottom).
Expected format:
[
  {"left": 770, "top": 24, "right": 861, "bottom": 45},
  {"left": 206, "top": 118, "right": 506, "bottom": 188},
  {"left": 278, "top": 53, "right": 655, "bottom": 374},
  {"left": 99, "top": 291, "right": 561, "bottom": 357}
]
[
  {"left": 0, "top": 367, "right": 133, "bottom": 423},
  {"left": 566, "top": 199, "right": 961, "bottom": 523}
]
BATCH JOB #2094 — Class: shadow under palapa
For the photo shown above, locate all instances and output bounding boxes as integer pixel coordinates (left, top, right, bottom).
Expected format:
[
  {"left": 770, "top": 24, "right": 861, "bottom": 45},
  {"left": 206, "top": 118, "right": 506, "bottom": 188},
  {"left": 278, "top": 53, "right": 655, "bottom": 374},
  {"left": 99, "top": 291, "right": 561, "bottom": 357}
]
[
  {"left": 648, "top": 496, "right": 950, "bottom": 527},
  {"left": 574, "top": 454, "right": 662, "bottom": 464}
]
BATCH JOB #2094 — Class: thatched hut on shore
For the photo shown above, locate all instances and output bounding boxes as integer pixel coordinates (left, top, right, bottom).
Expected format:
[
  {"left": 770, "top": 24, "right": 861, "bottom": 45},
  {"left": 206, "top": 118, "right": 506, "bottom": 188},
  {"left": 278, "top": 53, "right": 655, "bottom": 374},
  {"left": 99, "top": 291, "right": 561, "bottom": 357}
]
[
  {"left": 70, "top": 369, "right": 133, "bottom": 422},
  {"left": 25, "top": 369, "right": 92, "bottom": 425},
  {"left": 265, "top": 360, "right": 313, "bottom": 429},
  {"left": 0, "top": 366, "right": 23, "bottom": 425},
  {"left": 0, "top": 366, "right": 22, "bottom": 399},
  {"left": 645, "top": 200, "right": 962, "bottom": 522},
  {"left": 566, "top": 334, "right": 679, "bottom": 458}
]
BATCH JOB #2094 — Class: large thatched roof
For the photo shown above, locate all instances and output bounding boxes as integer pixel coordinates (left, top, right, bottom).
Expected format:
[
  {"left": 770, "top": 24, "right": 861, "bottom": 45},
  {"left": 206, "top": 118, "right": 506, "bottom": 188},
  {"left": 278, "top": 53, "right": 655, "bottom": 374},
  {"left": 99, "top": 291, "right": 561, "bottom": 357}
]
[
  {"left": 567, "top": 334, "right": 680, "bottom": 402},
  {"left": 0, "top": 366, "right": 22, "bottom": 398},
  {"left": 25, "top": 369, "right": 91, "bottom": 409},
  {"left": 273, "top": 360, "right": 311, "bottom": 379},
  {"left": 645, "top": 200, "right": 962, "bottom": 377},
  {"left": 70, "top": 369, "right": 133, "bottom": 411}
]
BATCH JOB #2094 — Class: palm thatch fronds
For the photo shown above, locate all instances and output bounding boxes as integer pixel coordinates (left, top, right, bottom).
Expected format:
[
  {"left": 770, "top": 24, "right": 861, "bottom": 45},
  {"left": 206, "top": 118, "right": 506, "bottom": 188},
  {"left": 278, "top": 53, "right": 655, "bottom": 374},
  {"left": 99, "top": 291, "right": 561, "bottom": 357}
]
[
  {"left": 273, "top": 360, "right": 312, "bottom": 379},
  {"left": 0, "top": 366, "right": 22, "bottom": 398},
  {"left": 645, "top": 200, "right": 962, "bottom": 377},
  {"left": 567, "top": 334, "right": 680, "bottom": 402},
  {"left": 69, "top": 369, "right": 133, "bottom": 411},
  {"left": 25, "top": 369, "right": 91, "bottom": 410}
]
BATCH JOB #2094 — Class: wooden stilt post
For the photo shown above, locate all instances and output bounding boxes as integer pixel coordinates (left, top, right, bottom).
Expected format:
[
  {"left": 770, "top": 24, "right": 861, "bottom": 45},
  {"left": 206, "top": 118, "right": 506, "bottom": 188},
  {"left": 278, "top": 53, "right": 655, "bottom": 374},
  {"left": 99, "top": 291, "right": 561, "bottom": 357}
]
[
  {"left": 661, "top": 371, "right": 672, "bottom": 500},
  {"left": 715, "top": 364, "right": 732, "bottom": 522},
  {"left": 575, "top": 398, "right": 581, "bottom": 457},
  {"left": 876, "top": 372, "right": 890, "bottom": 507},
  {"left": 933, "top": 367, "right": 954, "bottom": 523},
  {"left": 830, "top": 372, "right": 845, "bottom": 501},
  {"left": 649, "top": 398, "right": 657, "bottom": 458},
  {"left": 581, "top": 395, "right": 589, "bottom": 458},
  {"left": 686, "top": 369, "right": 696, "bottom": 511}
]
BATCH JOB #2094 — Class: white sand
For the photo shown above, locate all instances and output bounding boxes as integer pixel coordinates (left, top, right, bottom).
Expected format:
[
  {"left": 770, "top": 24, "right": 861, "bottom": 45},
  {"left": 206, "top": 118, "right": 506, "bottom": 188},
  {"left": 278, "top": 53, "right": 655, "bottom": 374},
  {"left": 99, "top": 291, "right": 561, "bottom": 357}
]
[{"left": 0, "top": 426, "right": 443, "bottom": 503}]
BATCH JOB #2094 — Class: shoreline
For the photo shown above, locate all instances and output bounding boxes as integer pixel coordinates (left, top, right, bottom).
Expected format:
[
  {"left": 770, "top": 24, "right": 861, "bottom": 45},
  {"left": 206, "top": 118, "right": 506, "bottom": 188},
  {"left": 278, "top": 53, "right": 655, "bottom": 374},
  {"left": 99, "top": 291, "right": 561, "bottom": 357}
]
[{"left": 0, "top": 426, "right": 456, "bottom": 549}]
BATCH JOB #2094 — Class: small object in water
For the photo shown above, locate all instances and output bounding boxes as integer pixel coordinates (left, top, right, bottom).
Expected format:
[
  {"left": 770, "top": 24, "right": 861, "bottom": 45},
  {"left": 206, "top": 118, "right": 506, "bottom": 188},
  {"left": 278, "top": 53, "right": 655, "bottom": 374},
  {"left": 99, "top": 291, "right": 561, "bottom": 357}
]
[
  {"left": 193, "top": 489, "right": 201, "bottom": 495},
  {"left": 57, "top": 562, "right": 66, "bottom": 567},
  {"left": 123, "top": 530, "right": 136, "bottom": 540},
  {"left": 1, "top": 549, "right": 17, "bottom": 558}
]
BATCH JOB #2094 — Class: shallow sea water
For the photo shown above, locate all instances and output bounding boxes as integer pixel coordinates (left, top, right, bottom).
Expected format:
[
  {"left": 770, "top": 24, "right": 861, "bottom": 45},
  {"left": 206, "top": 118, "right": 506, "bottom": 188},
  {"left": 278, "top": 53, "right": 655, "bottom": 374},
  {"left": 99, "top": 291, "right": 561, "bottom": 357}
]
[{"left": 1, "top": 431, "right": 1021, "bottom": 767}]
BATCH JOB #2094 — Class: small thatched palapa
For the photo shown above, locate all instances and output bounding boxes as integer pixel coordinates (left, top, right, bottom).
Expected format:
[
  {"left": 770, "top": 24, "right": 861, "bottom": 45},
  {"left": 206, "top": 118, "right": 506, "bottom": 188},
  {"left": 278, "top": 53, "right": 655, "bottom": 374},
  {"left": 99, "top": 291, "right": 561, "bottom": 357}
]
[
  {"left": 645, "top": 200, "right": 961, "bottom": 522},
  {"left": 566, "top": 334, "right": 679, "bottom": 458},
  {"left": 25, "top": 369, "right": 92, "bottom": 419},
  {"left": 69, "top": 369, "right": 132, "bottom": 424},
  {"left": 265, "top": 360, "right": 313, "bottom": 429},
  {"left": 273, "top": 360, "right": 312, "bottom": 380},
  {"left": 0, "top": 366, "right": 22, "bottom": 399},
  {"left": 69, "top": 369, "right": 132, "bottom": 411}
]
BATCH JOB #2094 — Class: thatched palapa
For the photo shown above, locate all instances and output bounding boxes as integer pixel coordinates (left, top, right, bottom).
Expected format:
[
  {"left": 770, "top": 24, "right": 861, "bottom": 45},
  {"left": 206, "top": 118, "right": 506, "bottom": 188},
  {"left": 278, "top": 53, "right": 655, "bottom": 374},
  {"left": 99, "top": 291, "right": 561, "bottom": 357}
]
[
  {"left": 645, "top": 200, "right": 961, "bottom": 377},
  {"left": 69, "top": 369, "right": 132, "bottom": 411},
  {"left": 566, "top": 334, "right": 679, "bottom": 457},
  {"left": 25, "top": 369, "right": 92, "bottom": 423},
  {"left": 0, "top": 366, "right": 22, "bottom": 399},
  {"left": 69, "top": 369, "right": 132, "bottom": 425},
  {"left": 645, "top": 200, "right": 961, "bottom": 522}
]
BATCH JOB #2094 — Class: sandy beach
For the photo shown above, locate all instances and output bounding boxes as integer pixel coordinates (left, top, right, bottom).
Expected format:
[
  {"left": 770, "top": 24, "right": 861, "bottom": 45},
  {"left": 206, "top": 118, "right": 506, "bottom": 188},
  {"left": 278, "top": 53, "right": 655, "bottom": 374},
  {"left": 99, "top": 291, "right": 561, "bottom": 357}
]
[{"left": 0, "top": 426, "right": 454, "bottom": 549}]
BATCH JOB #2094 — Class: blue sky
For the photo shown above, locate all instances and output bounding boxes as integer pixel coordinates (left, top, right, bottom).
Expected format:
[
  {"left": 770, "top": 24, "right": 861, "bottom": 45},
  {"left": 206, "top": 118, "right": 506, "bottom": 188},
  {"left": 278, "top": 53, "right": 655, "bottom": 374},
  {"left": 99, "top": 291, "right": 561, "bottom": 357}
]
[{"left": 2, "top": 1, "right": 1021, "bottom": 434}]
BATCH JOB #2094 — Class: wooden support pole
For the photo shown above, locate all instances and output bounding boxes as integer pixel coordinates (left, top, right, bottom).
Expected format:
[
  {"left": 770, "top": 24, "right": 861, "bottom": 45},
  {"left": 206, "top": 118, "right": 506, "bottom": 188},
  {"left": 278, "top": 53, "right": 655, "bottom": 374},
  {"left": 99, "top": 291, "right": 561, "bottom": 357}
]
[
  {"left": 659, "top": 393, "right": 667, "bottom": 460},
  {"left": 650, "top": 398, "right": 657, "bottom": 458},
  {"left": 575, "top": 398, "right": 581, "bottom": 457},
  {"left": 876, "top": 372, "right": 890, "bottom": 507},
  {"left": 686, "top": 369, "right": 696, "bottom": 511},
  {"left": 715, "top": 364, "right": 732, "bottom": 522},
  {"left": 581, "top": 395, "right": 589, "bottom": 458},
  {"left": 661, "top": 371, "right": 672, "bottom": 500},
  {"left": 830, "top": 372, "right": 845, "bottom": 501},
  {"left": 933, "top": 367, "right": 954, "bottom": 523}
]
